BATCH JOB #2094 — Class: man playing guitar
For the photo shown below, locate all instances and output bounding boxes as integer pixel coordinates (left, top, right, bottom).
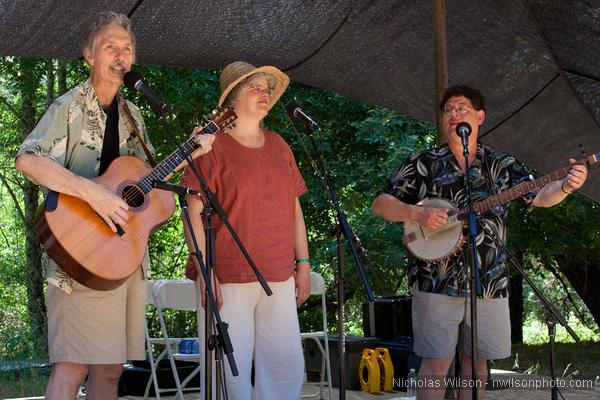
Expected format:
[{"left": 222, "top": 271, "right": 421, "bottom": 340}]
[
  {"left": 371, "top": 85, "right": 587, "bottom": 400},
  {"left": 15, "top": 12, "right": 214, "bottom": 400}
]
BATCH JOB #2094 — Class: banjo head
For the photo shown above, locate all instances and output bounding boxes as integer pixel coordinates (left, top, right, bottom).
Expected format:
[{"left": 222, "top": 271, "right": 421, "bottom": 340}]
[{"left": 404, "top": 198, "right": 466, "bottom": 262}]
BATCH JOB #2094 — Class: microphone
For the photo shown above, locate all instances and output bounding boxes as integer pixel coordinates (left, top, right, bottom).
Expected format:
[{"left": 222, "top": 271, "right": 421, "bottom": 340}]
[
  {"left": 285, "top": 103, "right": 320, "bottom": 129},
  {"left": 152, "top": 180, "right": 200, "bottom": 196},
  {"left": 455, "top": 121, "right": 471, "bottom": 148},
  {"left": 123, "top": 71, "right": 173, "bottom": 116}
]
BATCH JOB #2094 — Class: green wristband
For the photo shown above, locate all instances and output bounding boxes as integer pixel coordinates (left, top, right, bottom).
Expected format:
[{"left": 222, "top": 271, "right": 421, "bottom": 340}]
[{"left": 295, "top": 258, "right": 310, "bottom": 264}]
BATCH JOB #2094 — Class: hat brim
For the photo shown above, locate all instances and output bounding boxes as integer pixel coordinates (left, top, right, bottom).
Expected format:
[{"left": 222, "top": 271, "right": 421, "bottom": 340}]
[{"left": 218, "top": 66, "right": 290, "bottom": 111}]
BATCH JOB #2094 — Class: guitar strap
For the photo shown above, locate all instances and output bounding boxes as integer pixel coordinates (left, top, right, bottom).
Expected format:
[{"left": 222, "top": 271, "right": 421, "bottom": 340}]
[{"left": 118, "top": 94, "right": 157, "bottom": 167}]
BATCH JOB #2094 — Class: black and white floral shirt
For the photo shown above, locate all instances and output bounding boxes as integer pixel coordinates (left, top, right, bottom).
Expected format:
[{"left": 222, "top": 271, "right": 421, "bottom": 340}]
[{"left": 378, "top": 143, "right": 537, "bottom": 298}]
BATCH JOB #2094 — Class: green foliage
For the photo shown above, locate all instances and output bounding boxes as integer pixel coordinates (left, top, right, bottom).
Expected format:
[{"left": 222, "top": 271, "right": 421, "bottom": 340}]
[
  {"left": 139, "top": 77, "right": 439, "bottom": 334},
  {"left": 0, "top": 366, "right": 50, "bottom": 399},
  {"left": 520, "top": 261, "right": 600, "bottom": 342},
  {"left": 494, "top": 341, "right": 600, "bottom": 379},
  {"left": 523, "top": 318, "right": 599, "bottom": 344},
  {"left": 508, "top": 193, "right": 600, "bottom": 264},
  {"left": 1, "top": 56, "right": 600, "bottom": 376},
  {"left": 507, "top": 193, "right": 600, "bottom": 335},
  {"left": 123, "top": 65, "right": 221, "bottom": 159},
  {"left": 276, "top": 83, "right": 436, "bottom": 310}
]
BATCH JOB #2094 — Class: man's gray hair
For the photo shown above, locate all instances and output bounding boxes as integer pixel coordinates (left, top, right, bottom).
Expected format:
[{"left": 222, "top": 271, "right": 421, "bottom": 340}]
[{"left": 81, "top": 11, "right": 135, "bottom": 56}]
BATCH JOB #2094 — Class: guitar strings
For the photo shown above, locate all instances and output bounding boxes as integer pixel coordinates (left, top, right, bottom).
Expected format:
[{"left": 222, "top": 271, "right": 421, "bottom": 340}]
[{"left": 118, "top": 110, "right": 234, "bottom": 206}]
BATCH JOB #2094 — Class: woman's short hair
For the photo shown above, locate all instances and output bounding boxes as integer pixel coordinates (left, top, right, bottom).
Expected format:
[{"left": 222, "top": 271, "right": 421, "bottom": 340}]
[{"left": 223, "top": 72, "right": 276, "bottom": 107}]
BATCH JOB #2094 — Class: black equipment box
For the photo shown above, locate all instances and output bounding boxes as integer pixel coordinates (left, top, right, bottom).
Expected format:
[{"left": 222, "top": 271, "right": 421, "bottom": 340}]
[
  {"left": 119, "top": 359, "right": 199, "bottom": 396},
  {"left": 362, "top": 296, "right": 413, "bottom": 341},
  {"left": 304, "top": 335, "right": 380, "bottom": 389},
  {"left": 379, "top": 338, "right": 422, "bottom": 390}
]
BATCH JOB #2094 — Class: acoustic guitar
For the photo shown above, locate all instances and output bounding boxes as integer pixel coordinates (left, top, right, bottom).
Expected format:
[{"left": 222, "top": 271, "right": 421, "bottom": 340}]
[
  {"left": 402, "top": 152, "right": 598, "bottom": 262},
  {"left": 35, "top": 107, "right": 237, "bottom": 290}
]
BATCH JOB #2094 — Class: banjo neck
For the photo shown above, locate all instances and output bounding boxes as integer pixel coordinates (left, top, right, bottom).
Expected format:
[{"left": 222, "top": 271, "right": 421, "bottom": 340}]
[
  {"left": 458, "top": 152, "right": 599, "bottom": 219},
  {"left": 404, "top": 152, "right": 598, "bottom": 262}
]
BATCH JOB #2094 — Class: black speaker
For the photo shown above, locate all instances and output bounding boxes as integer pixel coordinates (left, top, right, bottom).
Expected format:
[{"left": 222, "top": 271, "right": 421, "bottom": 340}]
[
  {"left": 118, "top": 359, "right": 199, "bottom": 396},
  {"left": 379, "top": 338, "right": 422, "bottom": 390},
  {"left": 304, "top": 335, "right": 380, "bottom": 389},
  {"left": 362, "top": 296, "right": 412, "bottom": 341}
]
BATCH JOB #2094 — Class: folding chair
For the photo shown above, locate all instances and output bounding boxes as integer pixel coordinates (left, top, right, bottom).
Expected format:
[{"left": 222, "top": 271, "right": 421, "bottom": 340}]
[
  {"left": 301, "top": 271, "right": 332, "bottom": 400},
  {"left": 145, "top": 279, "right": 201, "bottom": 399},
  {"left": 144, "top": 279, "right": 162, "bottom": 399}
]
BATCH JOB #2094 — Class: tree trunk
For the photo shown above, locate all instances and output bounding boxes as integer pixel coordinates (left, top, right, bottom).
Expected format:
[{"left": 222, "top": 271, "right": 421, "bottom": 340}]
[
  {"left": 57, "top": 60, "right": 67, "bottom": 95},
  {"left": 19, "top": 59, "right": 48, "bottom": 357},
  {"left": 23, "top": 177, "right": 46, "bottom": 356},
  {"left": 509, "top": 273, "right": 523, "bottom": 343},
  {"left": 46, "top": 61, "right": 55, "bottom": 108}
]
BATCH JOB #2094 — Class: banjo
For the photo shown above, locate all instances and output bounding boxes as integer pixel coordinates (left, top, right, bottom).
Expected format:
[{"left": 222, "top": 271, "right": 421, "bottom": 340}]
[{"left": 402, "top": 152, "right": 598, "bottom": 262}]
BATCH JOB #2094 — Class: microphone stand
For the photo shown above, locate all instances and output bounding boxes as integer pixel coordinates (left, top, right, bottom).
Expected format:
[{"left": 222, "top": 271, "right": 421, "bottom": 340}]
[
  {"left": 300, "top": 120, "right": 375, "bottom": 400},
  {"left": 460, "top": 135, "right": 482, "bottom": 400},
  {"left": 151, "top": 107, "right": 273, "bottom": 399},
  {"left": 483, "top": 225, "right": 578, "bottom": 400},
  {"left": 179, "top": 191, "right": 236, "bottom": 399}
]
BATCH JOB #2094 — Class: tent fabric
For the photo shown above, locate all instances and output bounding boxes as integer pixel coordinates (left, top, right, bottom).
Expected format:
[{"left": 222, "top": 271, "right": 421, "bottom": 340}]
[{"left": 1, "top": 0, "right": 599, "bottom": 198}]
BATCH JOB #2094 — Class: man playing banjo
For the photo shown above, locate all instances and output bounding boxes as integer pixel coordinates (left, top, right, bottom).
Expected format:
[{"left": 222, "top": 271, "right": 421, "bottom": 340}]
[{"left": 371, "top": 85, "right": 587, "bottom": 400}]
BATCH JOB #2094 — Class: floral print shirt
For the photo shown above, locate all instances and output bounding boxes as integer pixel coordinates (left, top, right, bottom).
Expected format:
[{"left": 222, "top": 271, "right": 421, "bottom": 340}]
[
  {"left": 18, "top": 79, "right": 154, "bottom": 293},
  {"left": 378, "top": 144, "right": 537, "bottom": 298}
]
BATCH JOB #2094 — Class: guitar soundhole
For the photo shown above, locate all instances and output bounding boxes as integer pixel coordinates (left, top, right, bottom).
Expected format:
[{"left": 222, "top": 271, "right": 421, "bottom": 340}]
[{"left": 121, "top": 185, "right": 145, "bottom": 208}]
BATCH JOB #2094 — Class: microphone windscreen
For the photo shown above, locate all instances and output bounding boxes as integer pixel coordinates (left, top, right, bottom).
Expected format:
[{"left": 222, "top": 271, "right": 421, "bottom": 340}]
[
  {"left": 123, "top": 71, "right": 142, "bottom": 91},
  {"left": 455, "top": 121, "right": 472, "bottom": 137},
  {"left": 285, "top": 102, "right": 300, "bottom": 117}
]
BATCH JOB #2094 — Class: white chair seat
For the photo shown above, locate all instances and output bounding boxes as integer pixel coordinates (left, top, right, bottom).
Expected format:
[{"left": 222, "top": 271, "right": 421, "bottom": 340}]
[
  {"left": 301, "top": 272, "right": 332, "bottom": 400},
  {"left": 144, "top": 279, "right": 201, "bottom": 400}
]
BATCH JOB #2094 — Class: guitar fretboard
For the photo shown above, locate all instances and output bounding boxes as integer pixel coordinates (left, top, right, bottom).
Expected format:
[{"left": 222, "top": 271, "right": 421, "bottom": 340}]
[{"left": 137, "top": 120, "right": 221, "bottom": 193}]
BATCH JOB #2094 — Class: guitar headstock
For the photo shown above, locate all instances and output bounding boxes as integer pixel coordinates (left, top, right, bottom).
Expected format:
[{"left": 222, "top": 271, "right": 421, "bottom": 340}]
[
  {"left": 202, "top": 106, "right": 237, "bottom": 133},
  {"left": 585, "top": 151, "right": 600, "bottom": 168}
]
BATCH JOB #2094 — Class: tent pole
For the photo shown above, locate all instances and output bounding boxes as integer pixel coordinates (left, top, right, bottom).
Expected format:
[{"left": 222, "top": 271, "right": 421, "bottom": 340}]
[
  {"left": 433, "top": 0, "right": 448, "bottom": 145},
  {"left": 432, "top": 7, "right": 461, "bottom": 400}
]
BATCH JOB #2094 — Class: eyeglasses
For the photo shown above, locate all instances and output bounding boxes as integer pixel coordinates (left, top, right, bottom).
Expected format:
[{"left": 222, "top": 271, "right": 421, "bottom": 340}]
[{"left": 442, "top": 105, "right": 474, "bottom": 116}]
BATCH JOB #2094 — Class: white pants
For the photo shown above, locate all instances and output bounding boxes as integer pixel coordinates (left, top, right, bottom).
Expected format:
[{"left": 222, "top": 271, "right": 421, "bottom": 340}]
[{"left": 197, "top": 277, "right": 304, "bottom": 400}]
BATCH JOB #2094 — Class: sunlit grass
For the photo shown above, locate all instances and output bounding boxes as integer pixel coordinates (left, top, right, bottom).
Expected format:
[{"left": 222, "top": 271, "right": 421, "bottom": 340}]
[
  {"left": 523, "top": 316, "right": 600, "bottom": 344},
  {"left": 0, "top": 367, "right": 49, "bottom": 399},
  {"left": 494, "top": 341, "right": 600, "bottom": 381}
]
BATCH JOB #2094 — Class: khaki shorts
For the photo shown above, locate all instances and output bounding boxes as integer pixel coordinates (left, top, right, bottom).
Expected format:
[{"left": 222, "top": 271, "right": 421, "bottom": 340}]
[
  {"left": 47, "top": 269, "right": 146, "bottom": 364},
  {"left": 411, "top": 288, "right": 511, "bottom": 360}
]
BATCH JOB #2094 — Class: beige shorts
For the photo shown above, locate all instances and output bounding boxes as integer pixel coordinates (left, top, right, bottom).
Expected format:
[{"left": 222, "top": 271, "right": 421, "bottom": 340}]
[
  {"left": 47, "top": 269, "right": 146, "bottom": 364},
  {"left": 411, "top": 288, "right": 511, "bottom": 360}
]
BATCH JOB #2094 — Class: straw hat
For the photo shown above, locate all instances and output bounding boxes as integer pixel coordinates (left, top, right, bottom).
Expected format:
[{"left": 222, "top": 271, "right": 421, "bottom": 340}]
[{"left": 218, "top": 61, "right": 290, "bottom": 110}]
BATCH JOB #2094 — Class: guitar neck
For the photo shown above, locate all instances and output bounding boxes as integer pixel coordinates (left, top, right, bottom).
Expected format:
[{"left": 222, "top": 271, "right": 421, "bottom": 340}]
[
  {"left": 472, "top": 152, "right": 598, "bottom": 215},
  {"left": 137, "top": 121, "right": 221, "bottom": 193}
]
